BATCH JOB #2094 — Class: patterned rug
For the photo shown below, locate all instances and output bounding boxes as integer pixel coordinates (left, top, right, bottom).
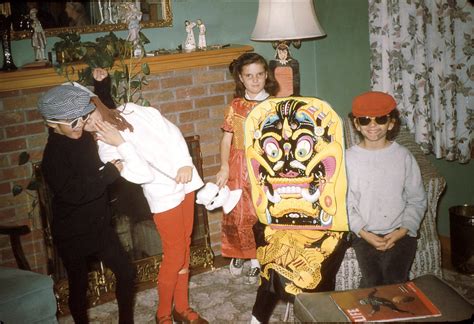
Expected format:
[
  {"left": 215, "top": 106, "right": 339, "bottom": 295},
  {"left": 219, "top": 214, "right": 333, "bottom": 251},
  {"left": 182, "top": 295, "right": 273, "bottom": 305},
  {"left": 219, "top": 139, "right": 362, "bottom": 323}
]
[
  {"left": 58, "top": 265, "right": 473, "bottom": 323},
  {"left": 58, "top": 262, "right": 292, "bottom": 323}
]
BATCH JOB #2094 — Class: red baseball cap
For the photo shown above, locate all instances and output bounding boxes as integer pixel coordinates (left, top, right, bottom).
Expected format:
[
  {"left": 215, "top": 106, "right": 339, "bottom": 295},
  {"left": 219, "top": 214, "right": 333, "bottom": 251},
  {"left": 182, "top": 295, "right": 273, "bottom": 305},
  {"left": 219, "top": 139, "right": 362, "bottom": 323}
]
[{"left": 352, "top": 91, "right": 397, "bottom": 117}]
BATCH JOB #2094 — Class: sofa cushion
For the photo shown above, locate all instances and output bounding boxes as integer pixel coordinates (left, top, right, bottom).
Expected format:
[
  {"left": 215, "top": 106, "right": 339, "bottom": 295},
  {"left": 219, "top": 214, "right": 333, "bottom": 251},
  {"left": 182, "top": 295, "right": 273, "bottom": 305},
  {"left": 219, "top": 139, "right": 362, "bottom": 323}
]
[{"left": 0, "top": 266, "right": 57, "bottom": 324}]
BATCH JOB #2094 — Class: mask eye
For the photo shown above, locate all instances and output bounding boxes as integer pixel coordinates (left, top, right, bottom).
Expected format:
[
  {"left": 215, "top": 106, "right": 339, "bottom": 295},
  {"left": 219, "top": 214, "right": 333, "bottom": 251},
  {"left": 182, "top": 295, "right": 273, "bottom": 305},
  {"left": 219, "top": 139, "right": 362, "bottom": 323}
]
[
  {"left": 263, "top": 138, "right": 282, "bottom": 162},
  {"left": 295, "top": 136, "right": 313, "bottom": 162}
]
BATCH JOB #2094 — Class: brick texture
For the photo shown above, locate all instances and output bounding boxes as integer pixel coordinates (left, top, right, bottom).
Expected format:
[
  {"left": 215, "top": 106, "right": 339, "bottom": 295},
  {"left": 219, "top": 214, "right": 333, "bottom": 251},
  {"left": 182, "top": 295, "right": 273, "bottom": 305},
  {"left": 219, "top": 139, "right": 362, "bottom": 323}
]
[{"left": 0, "top": 65, "right": 233, "bottom": 273}]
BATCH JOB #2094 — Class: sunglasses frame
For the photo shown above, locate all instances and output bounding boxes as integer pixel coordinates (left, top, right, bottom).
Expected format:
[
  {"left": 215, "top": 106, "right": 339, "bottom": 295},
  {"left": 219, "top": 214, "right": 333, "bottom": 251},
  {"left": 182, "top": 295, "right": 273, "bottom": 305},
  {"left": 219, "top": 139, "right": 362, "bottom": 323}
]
[
  {"left": 356, "top": 115, "right": 391, "bottom": 126},
  {"left": 46, "top": 111, "right": 93, "bottom": 129}
]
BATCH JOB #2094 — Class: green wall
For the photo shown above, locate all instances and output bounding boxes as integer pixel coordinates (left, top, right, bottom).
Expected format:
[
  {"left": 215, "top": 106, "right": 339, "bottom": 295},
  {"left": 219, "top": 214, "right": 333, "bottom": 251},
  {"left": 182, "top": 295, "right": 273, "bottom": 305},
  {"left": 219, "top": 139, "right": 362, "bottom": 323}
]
[
  {"left": 313, "top": 0, "right": 371, "bottom": 114},
  {"left": 3, "top": 0, "right": 472, "bottom": 236},
  {"left": 430, "top": 158, "right": 474, "bottom": 236},
  {"left": 312, "top": 0, "right": 474, "bottom": 237}
]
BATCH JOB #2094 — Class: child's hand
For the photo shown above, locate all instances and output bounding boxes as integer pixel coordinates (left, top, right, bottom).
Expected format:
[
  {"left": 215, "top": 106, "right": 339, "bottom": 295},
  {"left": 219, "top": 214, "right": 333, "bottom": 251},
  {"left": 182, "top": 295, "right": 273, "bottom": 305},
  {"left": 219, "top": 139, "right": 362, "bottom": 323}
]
[
  {"left": 360, "top": 230, "right": 387, "bottom": 250},
  {"left": 93, "top": 68, "right": 108, "bottom": 82},
  {"left": 382, "top": 228, "right": 408, "bottom": 250},
  {"left": 176, "top": 166, "right": 193, "bottom": 183},
  {"left": 216, "top": 166, "right": 229, "bottom": 188},
  {"left": 95, "top": 120, "right": 125, "bottom": 147},
  {"left": 111, "top": 159, "right": 123, "bottom": 172}
]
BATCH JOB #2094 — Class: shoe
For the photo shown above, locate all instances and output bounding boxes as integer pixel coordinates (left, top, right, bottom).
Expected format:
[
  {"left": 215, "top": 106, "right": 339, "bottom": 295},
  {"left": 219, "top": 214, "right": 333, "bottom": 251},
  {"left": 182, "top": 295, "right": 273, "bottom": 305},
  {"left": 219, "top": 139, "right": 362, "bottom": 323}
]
[
  {"left": 172, "top": 307, "right": 208, "bottom": 324},
  {"left": 246, "top": 267, "right": 260, "bottom": 285},
  {"left": 229, "top": 258, "right": 244, "bottom": 276},
  {"left": 156, "top": 315, "right": 172, "bottom": 324}
]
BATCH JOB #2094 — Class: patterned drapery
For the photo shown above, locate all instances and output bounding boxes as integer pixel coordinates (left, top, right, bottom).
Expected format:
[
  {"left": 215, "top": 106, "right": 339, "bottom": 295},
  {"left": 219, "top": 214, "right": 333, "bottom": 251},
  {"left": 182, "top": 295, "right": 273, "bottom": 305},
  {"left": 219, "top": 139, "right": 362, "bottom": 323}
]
[{"left": 368, "top": 0, "right": 473, "bottom": 163}]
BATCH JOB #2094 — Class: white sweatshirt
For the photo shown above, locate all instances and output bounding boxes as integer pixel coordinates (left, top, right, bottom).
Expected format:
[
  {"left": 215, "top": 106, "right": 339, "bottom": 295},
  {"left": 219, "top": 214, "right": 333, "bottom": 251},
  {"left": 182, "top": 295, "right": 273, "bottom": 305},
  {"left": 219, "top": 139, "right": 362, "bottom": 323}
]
[
  {"left": 346, "top": 142, "right": 427, "bottom": 237},
  {"left": 98, "top": 103, "right": 204, "bottom": 213}
]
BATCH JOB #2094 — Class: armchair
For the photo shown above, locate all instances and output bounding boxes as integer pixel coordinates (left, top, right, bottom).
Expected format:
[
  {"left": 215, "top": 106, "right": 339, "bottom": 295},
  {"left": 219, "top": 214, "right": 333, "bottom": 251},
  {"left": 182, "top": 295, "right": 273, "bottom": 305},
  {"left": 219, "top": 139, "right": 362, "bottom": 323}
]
[
  {"left": 0, "top": 225, "right": 57, "bottom": 324},
  {"left": 335, "top": 118, "right": 446, "bottom": 290}
]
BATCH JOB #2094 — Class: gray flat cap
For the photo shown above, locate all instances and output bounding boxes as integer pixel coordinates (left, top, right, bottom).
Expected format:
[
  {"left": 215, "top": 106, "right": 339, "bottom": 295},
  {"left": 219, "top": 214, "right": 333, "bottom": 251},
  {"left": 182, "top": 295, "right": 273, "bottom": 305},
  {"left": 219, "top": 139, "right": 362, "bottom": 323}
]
[{"left": 38, "top": 85, "right": 96, "bottom": 120}]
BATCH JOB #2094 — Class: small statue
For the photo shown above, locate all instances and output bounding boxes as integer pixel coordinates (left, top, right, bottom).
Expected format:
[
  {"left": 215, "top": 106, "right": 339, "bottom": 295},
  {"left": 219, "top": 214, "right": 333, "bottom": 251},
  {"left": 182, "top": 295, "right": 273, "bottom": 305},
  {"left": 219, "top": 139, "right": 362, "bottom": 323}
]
[
  {"left": 29, "top": 8, "right": 46, "bottom": 61},
  {"left": 184, "top": 20, "right": 196, "bottom": 51},
  {"left": 197, "top": 19, "right": 206, "bottom": 49},
  {"left": 125, "top": 3, "right": 142, "bottom": 47}
]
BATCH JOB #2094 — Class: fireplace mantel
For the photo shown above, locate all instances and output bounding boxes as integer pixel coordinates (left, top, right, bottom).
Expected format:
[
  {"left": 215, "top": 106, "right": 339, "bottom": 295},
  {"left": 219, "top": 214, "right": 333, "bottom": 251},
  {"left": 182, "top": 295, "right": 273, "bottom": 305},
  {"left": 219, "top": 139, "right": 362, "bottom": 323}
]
[{"left": 0, "top": 44, "right": 253, "bottom": 92}]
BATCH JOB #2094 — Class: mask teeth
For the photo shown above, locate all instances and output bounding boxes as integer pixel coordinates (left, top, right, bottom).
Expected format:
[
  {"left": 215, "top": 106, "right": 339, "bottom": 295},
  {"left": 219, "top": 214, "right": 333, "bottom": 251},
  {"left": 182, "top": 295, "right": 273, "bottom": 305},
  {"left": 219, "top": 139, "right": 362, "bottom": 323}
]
[
  {"left": 266, "top": 209, "right": 272, "bottom": 224},
  {"left": 265, "top": 188, "right": 282, "bottom": 203}
]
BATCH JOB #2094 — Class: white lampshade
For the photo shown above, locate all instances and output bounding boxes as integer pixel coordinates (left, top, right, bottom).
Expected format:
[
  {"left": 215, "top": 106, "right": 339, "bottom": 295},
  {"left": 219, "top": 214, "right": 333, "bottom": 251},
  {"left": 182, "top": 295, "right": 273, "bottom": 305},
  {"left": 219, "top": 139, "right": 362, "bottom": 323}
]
[{"left": 251, "top": 0, "right": 326, "bottom": 41}]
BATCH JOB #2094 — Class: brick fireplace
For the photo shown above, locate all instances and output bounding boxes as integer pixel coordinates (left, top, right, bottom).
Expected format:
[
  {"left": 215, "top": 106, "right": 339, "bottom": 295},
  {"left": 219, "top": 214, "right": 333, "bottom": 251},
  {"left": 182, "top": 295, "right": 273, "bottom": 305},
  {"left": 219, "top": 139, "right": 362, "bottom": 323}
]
[{"left": 0, "top": 45, "right": 252, "bottom": 273}]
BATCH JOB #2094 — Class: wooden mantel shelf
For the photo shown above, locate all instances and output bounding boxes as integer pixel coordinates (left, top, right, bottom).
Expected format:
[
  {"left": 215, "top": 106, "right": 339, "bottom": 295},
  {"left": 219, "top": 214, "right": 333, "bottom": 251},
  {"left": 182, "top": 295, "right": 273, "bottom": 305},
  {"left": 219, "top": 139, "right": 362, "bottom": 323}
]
[{"left": 0, "top": 44, "right": 253, "bottom": 92}]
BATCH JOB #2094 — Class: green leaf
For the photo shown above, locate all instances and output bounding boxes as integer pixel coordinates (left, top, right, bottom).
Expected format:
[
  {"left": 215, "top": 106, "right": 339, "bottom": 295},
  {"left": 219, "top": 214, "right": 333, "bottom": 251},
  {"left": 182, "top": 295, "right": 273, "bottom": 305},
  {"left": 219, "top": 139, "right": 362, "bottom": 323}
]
[
  {"left": 139, "top": 31, "right": 150, "bottom": 45},
  {"left": 130, "top": 80, "right": 141, "bottom": 89},
  {"left": 141, "top": 63, "right": 150, "bottom": 75},
  {"left": 12, "top": 184, "right": 23, "bottom": 196},
  {"left": 18, "top": 151, "right": 30, "bottom": 165},
  {"left": 27, "top": 179, "right": 39, "bottom": 191}
]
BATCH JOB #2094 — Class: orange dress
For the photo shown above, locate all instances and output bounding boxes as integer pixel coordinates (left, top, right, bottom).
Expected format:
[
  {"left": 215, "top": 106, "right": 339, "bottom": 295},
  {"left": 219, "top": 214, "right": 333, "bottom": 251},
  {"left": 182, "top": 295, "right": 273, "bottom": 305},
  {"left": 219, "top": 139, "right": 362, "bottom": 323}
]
[{"left": 221, "top": 97, "right": 262, "bottom": 259}]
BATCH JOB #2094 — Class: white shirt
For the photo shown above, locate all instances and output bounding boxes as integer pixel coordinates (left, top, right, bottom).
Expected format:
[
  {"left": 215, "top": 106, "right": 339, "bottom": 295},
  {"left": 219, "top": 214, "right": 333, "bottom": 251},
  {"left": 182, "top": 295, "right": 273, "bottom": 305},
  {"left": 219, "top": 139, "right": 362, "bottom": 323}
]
[
  {"left": 98, "top": 103, "right": 204, "bottom": 213},
  {"left": 346, "top": 142, "right": 427, "bottom": 237}
]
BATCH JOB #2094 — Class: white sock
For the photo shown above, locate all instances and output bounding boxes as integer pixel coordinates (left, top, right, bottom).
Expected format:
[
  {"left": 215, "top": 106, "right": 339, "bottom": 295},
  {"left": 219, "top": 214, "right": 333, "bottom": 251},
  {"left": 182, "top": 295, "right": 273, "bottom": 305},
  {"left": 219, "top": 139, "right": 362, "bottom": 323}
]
[
  {"left": 250, "top": 258, "right": 260, "bottom": 268},
  {"left": 250, "top": 315, "right": 262, "bottom": 324}
]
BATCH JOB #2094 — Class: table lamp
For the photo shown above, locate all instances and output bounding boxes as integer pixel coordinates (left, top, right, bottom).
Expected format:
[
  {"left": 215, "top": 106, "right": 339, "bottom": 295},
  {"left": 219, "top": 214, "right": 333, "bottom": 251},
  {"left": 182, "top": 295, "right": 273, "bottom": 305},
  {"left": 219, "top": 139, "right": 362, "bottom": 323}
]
[{"left": 251, "top": 0, "right": 326, "bottom": 96}]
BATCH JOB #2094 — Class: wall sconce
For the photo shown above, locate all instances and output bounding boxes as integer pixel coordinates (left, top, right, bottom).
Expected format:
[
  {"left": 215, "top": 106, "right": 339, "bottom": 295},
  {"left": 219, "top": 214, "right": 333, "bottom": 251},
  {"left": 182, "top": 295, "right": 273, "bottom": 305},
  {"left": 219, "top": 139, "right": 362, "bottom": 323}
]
[{"left": 251, "top": 0, "right": 326, "bottom": 96}]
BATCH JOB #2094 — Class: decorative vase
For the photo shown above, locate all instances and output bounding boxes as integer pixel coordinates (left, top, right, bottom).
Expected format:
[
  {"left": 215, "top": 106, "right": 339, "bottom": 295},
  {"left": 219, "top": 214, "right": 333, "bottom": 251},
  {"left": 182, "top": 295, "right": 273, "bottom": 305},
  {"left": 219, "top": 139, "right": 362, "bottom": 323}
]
[{"left": 0, "top": 14, "right": 17, "bottom": 71}]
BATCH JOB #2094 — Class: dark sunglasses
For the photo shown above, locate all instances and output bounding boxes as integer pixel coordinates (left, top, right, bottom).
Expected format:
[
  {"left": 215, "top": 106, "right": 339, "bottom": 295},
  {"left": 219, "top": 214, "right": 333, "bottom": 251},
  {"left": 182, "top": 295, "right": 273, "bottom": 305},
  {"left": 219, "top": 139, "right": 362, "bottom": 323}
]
[{"left": 356, "top": 115, "right": 390, "bottom": 126}]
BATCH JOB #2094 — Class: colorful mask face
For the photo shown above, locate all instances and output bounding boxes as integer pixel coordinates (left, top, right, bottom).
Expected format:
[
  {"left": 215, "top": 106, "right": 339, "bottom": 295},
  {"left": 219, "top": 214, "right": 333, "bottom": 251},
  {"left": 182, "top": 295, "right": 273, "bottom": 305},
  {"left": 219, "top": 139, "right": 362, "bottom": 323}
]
[{"left": 244, "top": 97, "right": 348, "bottom": 231}]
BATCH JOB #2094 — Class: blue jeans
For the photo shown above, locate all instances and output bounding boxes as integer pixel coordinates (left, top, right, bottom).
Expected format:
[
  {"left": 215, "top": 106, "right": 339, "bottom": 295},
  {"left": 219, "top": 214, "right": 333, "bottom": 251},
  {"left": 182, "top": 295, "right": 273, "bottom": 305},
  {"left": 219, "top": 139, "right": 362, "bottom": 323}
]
[{"left": 352, "top": 233, "right": 417, "bottom": 288}]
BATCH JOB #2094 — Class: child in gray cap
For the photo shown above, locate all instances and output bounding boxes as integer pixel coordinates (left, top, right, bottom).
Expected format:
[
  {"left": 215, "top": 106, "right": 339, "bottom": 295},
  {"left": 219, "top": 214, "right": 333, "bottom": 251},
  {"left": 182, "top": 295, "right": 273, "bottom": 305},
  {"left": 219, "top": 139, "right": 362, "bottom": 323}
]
[{"left": 37, "top": 85, "right": 135, "bottom": 324}]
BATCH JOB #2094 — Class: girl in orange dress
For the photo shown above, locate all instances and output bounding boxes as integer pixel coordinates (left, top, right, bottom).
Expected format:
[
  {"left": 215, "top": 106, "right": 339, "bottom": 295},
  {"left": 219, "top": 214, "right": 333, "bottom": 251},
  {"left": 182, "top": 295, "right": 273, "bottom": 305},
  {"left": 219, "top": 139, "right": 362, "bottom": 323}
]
[{"left": 216, "top": 53, "right": 278, "bottom": 284}]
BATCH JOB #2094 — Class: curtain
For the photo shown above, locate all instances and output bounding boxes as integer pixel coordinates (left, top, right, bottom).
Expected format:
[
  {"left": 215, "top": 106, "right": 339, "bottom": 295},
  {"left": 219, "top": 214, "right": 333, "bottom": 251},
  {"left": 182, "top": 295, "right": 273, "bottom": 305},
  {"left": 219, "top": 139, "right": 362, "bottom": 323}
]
[{"left": 368, "top": 0, "right": 473, "bottom": 163}]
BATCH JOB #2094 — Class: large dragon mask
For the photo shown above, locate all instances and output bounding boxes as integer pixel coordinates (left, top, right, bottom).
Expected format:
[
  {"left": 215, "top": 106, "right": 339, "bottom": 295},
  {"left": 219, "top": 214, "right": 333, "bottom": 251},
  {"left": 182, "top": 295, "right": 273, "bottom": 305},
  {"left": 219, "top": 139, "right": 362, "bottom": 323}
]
[{"left": 244, "top": 97, "right": 348, "bottom": 231}]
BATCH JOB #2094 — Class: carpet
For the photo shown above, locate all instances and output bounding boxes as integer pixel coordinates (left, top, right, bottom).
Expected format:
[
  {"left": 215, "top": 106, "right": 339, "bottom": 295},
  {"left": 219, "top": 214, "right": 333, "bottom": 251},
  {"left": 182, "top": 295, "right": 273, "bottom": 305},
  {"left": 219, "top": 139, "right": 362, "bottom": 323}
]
[
  {"left": 58, "top": 265, "right": 473, "bottom": 323},
  {"left": 58, "top": 262, "right": 292, "bottom": 323}
]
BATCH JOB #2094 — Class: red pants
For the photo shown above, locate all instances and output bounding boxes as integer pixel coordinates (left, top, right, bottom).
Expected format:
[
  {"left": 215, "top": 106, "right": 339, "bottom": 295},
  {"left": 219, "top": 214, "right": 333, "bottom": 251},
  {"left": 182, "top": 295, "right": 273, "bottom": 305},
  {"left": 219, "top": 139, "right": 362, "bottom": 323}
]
[{"left": 153, "top": 192, "right": 195, "bottom": 317}]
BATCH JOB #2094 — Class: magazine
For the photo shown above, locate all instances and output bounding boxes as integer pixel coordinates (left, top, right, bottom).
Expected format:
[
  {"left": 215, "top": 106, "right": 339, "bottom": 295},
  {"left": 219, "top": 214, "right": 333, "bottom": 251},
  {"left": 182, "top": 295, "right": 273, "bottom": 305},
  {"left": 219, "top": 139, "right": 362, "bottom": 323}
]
[{"left": 330, "top": 281, "right": 441, "bottom": 322}]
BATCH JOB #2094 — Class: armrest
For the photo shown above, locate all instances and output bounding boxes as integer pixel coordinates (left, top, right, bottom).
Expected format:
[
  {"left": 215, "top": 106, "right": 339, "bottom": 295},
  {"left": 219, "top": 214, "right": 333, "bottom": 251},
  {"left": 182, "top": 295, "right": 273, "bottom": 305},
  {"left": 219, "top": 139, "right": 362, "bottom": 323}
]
[
  {"left": 0, "top": 225, "right": 31, "bottom": 271},
  {"left": 394, "top": 127, "right": 444, "bottom": 189}
]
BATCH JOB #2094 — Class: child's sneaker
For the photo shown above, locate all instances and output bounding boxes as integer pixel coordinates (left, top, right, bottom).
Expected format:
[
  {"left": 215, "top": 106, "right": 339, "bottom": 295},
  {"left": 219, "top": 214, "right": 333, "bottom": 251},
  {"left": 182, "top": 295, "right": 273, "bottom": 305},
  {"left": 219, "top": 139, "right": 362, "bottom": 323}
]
[
  {"left": 246, "top": 267, "right": 260, "bottom": 284},
  {"left": 229, "top": 258, "right": 244, "bottom": 276}
]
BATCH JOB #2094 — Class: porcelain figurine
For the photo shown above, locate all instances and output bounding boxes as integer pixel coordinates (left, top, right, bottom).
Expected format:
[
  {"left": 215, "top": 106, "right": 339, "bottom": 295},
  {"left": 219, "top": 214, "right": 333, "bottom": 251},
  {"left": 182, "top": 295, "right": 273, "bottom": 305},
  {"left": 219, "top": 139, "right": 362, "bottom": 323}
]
[
  {"left": 30, "top": 9, "right": 47, "bottom": 61},
  {"left": 197, "top": 19, "right": 206, "bottom": 49},
  {"left": 184, "top": 20, "right": 196, "bottom": 51}
]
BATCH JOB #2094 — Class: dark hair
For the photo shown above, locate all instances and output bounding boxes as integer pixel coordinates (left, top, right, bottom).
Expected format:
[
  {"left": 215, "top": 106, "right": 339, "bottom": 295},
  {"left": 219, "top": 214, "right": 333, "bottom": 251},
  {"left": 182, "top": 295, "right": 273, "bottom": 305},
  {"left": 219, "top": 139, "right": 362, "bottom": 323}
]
[
  {"left": 90, "top": 96, "right": 134, "bottom": 132},
  {"left": 229, "top": 52, "right": 279, "bottom": 98},
  {"left": 349, "top": 108, "right": 401, "bottom": 140}
]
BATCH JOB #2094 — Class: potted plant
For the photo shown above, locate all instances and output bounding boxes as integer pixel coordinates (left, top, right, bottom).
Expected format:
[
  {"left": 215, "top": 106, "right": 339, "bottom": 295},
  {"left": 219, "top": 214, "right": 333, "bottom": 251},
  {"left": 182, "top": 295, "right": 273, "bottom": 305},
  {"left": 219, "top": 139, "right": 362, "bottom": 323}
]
[
  {"left": 54, "top": 31, "right": 150, "bottom": 106},
  {"left": 52, "top": 32, "right": 85, "bottom": 64}
]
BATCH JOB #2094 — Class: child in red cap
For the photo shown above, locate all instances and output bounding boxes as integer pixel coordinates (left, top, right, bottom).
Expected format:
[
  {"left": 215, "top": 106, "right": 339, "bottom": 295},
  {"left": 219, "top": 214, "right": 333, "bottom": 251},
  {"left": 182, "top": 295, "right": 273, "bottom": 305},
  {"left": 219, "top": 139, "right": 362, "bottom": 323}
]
[{"left": 346, "top": 91, "right": 427, "bottom": 288}]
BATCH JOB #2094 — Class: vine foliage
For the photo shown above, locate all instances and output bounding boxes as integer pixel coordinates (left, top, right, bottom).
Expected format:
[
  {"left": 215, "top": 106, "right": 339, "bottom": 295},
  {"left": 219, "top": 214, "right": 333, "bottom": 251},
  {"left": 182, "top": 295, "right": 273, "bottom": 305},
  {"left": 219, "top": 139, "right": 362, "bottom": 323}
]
[{"left": 54, "top": 31, "right": 150, "bottom": 106}]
